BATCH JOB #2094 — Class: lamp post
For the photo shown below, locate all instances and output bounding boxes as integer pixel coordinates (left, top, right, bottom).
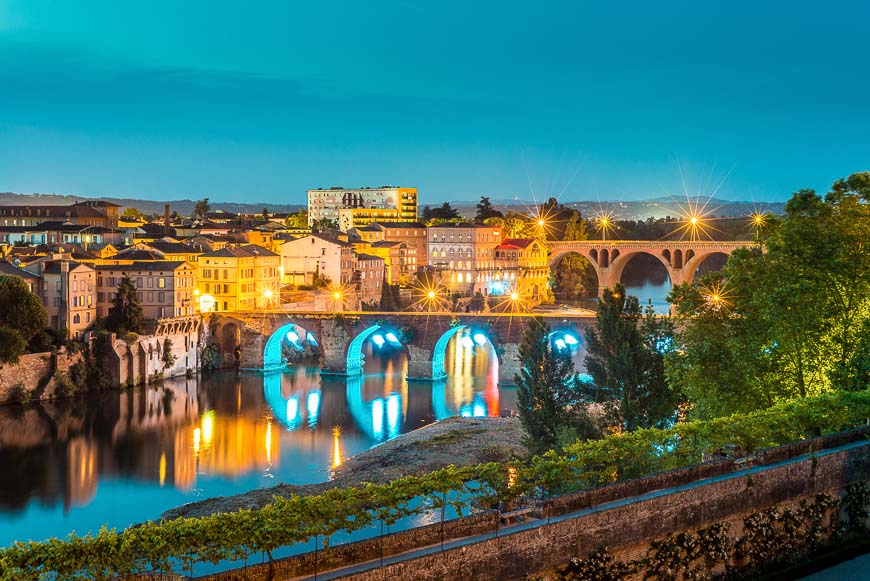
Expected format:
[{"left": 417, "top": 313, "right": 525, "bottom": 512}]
[{"left": 333, "top": 291, "right": 343, "bottom": 313}]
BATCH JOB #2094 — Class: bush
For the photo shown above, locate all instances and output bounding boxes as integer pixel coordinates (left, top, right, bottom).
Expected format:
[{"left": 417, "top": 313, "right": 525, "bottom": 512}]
[
  {"left": 0, "top": 325, "right": 27, "bottom": 364},
  {"left": 10, "top": 383, "right": 31, "bottom": 405}
]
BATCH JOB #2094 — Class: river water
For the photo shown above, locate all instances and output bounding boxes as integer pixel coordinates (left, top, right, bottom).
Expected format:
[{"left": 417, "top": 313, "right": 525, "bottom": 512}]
[{"left": 0, "top": 269, "right": 672, "bottom": 546}]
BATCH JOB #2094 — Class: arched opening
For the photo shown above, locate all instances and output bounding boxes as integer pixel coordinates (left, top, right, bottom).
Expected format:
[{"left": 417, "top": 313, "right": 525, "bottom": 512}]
[
  {"left": 600, "top": 249, "right": 610, "bottom": 268},
  {"left": 673, "top": 249, "right": 683, "bottom": 270},
  {"left": 661, "top": 249, "right": 672, "bottom": 267},
  {"left": 689, "top": 252, "right": 730, "bottom": 283},
  {"left": 547, "top": 328, "right": 591, "bottom": 380},
  {"left": 613, "top": 252, "right": 672, "bottom": 313},
  {"left": 220, "top": 323, "right": 240, "bottom": 368},
  {"left": 346, "top": 324, "right": 407, "bottom": 377},
  {"left": 263, "top": 322, "right": 320, "bottom": 371},
  {"left": 550, "top": 252, "right": 599, "bottom": 306},
  {"left": 431, "top": 325, "right": 502, "bottom": 419}
]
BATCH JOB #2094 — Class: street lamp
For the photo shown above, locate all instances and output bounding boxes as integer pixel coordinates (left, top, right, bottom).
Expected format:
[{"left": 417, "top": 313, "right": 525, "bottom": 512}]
[{"left": 333, "top": 291, "right": 343, "bottom": 313}]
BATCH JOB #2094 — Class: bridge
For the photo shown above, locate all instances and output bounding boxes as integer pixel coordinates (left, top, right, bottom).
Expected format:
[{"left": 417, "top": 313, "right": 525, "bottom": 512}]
[
  {"left": 549, "top": 240, "right": 755, "bottom": 293},
  {"left": 212, "top": 312, "right": 597, "bottom": 385}
]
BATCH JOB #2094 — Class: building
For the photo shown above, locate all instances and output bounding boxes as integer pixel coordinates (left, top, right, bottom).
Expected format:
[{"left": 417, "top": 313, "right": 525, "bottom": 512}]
[
  {"left": 133, "top": 240, "right": 204, "bottom": 264},
  {"left": 197, "top": 245, "right": 280, "bottom": 312},
  {"left": 363, "top": 241, "right": 416, "bottom": 285},
  {"left": 493, "top": 238, "right": 549, "bottom": 302},
  {"left": 24, "top": 259, "right": 96, "bottom": 339},
  {"left": 354, "top": 254, "right": 385, "bottom": 306},
  {"left": 428, "top": 223, "right": 502, "bottom": 295},
  {"left": 308, "top": 186, "right": 418, "bottom": 230},
  {"left": 348, "top": 222, "right": 428, "bottom": 266},
  {"left": 278, "top": 234, "right": 355, "bottom": 287},
  {"left": 0, "top": 222, "right": 126, "bottom": 247},
  {"left": 0, "top": 200, "right": 120, "bottom": 228},
  {"left": 96, "top": 261, "right": 198, "bottom": 320}
]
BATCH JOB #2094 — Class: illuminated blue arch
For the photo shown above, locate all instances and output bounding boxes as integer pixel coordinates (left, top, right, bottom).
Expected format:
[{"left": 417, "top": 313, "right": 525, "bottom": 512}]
[
  {"left": 432, "top": 325, "right": 498, "bottom": 380},
  {"left": 346, "top": 374, "right": 403, "bottom": 440},
  {"left": 263, "top": 372, "right": 321, "bottom": 430},
  {"left": 263, "top": 322, "right": 318, "bottom": 371},
  {"left": 548, "top": 328, "right": 591, "bottom": 380},
  {"left": 346, "top": 324, "right": 403, "bottom": 376}
]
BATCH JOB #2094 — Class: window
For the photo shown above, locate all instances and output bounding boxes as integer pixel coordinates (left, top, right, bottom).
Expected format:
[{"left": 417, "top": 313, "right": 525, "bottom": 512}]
[
  {"left": 147, "top": 277, "right": 154, "bottom": 288},
  {"left": 223, "top": 269, "right": 228, "bottom": 279},
  {"left": 73, "top": 314, "right": 80, "bottom": 324},
  {"left": 72, "top": 280, "right": 78, "bottom": 292},
  {"left": 158, "top": 278, "right": 165, "bottom": 288},
  {"left": 86, "top": 312, "right": 91, "bottom": 323},
  {"left": 158, "top": 291, "right": 165, "bottom": 302}
]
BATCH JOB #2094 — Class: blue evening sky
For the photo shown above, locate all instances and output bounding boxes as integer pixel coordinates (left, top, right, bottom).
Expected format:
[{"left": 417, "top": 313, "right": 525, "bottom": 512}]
[{"left": 0, "top": 1, "right": 868, "bottom": 205}]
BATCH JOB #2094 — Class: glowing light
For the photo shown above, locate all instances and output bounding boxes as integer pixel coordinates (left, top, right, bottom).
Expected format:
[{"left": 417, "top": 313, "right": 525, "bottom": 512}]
[
  {"left": 564, "top": 334, "right": 579, "bottom": 346},
  {"left": 669, "top": 192, "right": 721, "bottom": 242},
  {"left": 333, "top": 291, "right": 342, "bottom": 300},
  {"left": 372, "top": 398, "right": 385, "bottom": 439},
  {"left": 159, "top": 453, "right": 166, "bottom": 487},
  {"left": 265, "top": 420, "right": 272, "bottom": 464},
  {"left": 331, "top": 426, "right": 342, "bottom": 470},
  {"left": 372, "top": 334, "right": 385, "bottom": 347},
  {"left": 193, "top": 289, "right": 200, "bottom": 296},
  {"left": 700, "top": 279, "right": 732, "bottom": 313},
  {"left": 537, "top": 218, "right": 545, "bottom": 227},
  {"left": 385, "top": 332, "right": 400, "bottom": 344},
  {"left": 594, "top": 211, "right": 617, "bottom": 241},
  {"left": 428, "top": 290, "right": 436, "bottom": 299},
  {"left": 263, "top": 289, "right": 273, "bottom": 299},
  {"left": 306, "top": 391, "right": 321, "bottom": 425},
  {"left": 554, "top": 338, "right": 567, "bottom": 350},
  {"left": 306, "top": 331, "right": 318, "bottom": 346},
  {"left": 387, "top": 394, "right": 400, "bottom": 437},
  {"left": 461, "top": 336, "right": 474, "bottom": 349},
  {"left": 472, "top": 402, "right": 486, "bottom": 417},
  {"left": 473, "top": 333, "right": 488, "bottom": 345},
  {"left": 201, "top": 410, "right": 215, "bottom": 449},
  {"left": 286, "top": 331, "right": 300, "bottom": 343},
  {"left": 510, "top": 292, "right": 519, "bottom": 301},
  {"left": 198, "top": 293, "right": 215, "bottom": 313},
  {"left": 286, "top": 397, "right": 299, "bottom": 421},
  {"left": 193, "top": 427, "right": 201, "bottom": 454}
]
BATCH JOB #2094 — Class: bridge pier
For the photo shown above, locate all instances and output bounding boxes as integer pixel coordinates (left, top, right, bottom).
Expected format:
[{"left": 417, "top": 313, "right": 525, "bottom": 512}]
[
  {"left": 406, "top": 345, "right": 441, "bottom": 381},
  {"left": 320, "top": 318, "right": 351, "bottom": 375}
]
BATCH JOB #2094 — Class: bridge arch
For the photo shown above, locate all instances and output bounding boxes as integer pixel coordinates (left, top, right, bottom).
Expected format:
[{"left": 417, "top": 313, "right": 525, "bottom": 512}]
[
  {"left": 608, "top": 250, "right": 676, "bottom": 290},
  {"left": 432, "top": 325, "right": 499, "bottom": 380},
  {"left": 683, "top": 251, "right": 730, "bottom": 285},
  {"left": 346, "top": 324, "right": 405, "bottom": 376},
  {"left": 263, "top": 322, "right": 319, "bottom": 371},
  {"left": 549, "top": 251, "right": 601, "bottom": 300},
  {"left": 345, "top": 374, "right": 406, "bottom": 440}
]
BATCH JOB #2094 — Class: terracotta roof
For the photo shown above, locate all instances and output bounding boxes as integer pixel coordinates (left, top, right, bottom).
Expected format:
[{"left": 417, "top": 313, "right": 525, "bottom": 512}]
[{"left": 498, "top": 238, "right": 537, "bottom": 249}]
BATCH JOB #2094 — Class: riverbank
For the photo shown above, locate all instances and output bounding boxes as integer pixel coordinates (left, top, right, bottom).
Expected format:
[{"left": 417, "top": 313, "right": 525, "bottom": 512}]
[{"left": 162, "top": 416, "right": 527, "bottom": 519}]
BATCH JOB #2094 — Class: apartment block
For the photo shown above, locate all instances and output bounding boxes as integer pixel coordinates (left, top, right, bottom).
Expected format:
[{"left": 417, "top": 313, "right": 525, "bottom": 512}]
[{"left": 96, "top": 261, "right": 198, "bottom": 320}]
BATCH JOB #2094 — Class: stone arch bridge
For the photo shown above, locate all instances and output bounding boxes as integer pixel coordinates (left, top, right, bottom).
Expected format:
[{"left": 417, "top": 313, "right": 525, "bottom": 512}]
[
  {"left": 213, "top": 312, "right": 597, "bottom": 385},
  {"left": 549, "top": 240, "right": 754, "bottom": 294}
]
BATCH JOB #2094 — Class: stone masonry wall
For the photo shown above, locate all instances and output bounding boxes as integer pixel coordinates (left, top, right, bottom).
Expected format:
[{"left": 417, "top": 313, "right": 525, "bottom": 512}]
[{"left": 0, "top": 349, "right": 85, "bottom": 404}]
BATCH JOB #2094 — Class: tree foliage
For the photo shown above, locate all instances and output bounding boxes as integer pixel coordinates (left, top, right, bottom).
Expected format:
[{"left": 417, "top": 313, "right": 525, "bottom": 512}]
[
  {"left": 668, "top": 172, "right": 870, "bottom": 419},
  {"left": 0, "top": 275, "right": 48, "bottom": 363},
  {"left": 584, "top": 284, "right": 678, "bottom": 431},
  {"left": 515, "top": 317, "right": 594, "bottom": 454},
  {"left": 194, "top": 198, "right": 210, "bottom": 219},
  {"left": 106, "top": 275, "right": 143, "bottom": 334},
  {"left": 422, "top": 202, "right": 460, "bottom": 222},
  {"left": 474, "top": 196, "right": 503, "bottom": 223}
]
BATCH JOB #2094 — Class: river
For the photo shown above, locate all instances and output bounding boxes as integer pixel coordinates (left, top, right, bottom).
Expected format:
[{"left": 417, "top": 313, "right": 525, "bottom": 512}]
[{"left": 0, "top": 270, "right": 673, "bottom": 546}]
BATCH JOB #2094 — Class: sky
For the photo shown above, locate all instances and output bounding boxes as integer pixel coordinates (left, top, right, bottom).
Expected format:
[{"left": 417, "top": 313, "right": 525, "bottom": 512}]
[{"left": 0, "top": 0, "right": 868, "bottom": 205}]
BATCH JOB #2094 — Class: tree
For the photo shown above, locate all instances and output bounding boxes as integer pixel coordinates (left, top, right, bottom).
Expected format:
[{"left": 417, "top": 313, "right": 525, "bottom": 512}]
[
  {"left": 667, "top": 173, "right": 870, "bottom": 419},
  {"left": 106, "top": 275, "right": 143, "bottom": 334},
  {"left": 0, "top": 275, "right": 49, "bottom": 344},
  {"left": 121, "top": 207, "right": 144, "bottom": 220},
  {"left": 285, "top": 209, "right": 309, "bottom": 229},
  {"left": 516, "top": 317, "right": 590, "bottom": 454},
  {"left": 428, "top": 202, "right": 460, "bottom": 221},
  {"left": 262, "top": 207, "right": 270, "bottom": 221},
  {"left": 474, "top": 196, "right": 503, "bottom": 224},
  {"left": 0, "top": 326, "right": 27, "bottom": 364},
  {"left": 584, "top": 284, "right": 678, "bottom": 431},
  {"left": 162, "top": 338, "right": 177, "bottom": 369},
  {"left": 311, "top": 218, "right": 337, "bottom": 233},
  {"left": 551, "top": 254, "right": 597, "bottom": 300},
  {"left": 194, "top": 198, "right": 211, "bottom": 220}
]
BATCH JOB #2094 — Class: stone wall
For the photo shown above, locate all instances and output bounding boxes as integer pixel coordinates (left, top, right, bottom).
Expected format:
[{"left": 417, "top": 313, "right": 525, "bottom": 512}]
[
  {"left": 151, "top": 430, "right": 870, "bottom": 581},
  {"left": 105, "top": 316, "right": 202, "bottom": 387},
  {"left": 0, "top": 349, "right": 84, "bottom": 405}
]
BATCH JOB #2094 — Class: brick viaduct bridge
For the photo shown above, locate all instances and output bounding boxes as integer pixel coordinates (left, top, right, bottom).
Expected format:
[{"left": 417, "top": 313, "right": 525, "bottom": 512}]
[
  {"left": 549, "top": 240, "right": 754, "bottom": 294},
  {"left": 213, "top": 312, "right": 597, "bottom": 385}
]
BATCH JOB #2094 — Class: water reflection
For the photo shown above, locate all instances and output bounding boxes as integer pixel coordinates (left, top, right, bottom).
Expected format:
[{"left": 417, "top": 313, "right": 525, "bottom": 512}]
[{"left": 0, "top": 331, "right": 514, "bottom": 546}]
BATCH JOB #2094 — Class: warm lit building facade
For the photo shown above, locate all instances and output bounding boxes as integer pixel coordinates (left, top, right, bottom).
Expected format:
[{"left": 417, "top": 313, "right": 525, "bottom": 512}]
[
  {"left": 493, "top": 238, "right": 549, "bottom": 302},
  {"left": 354, "top": 253, "right": 385, "bottom": 306},
  {"left": 96, "top": 261, "right": 198, "bottom": 320},
  {"left": 197, "top": 245, "right": 280, "bottom": 312},
  {"left": 25, "top": 259, "right": 96, "bottom": 339},
  {"left": 428, "top": 223, "right": 502, "bottom": 295},
  {"left": 0, "top": 200, "right": 120, "bottom": 228},
  {"left": 308, "top": 186, "right": 418, "bottom": 230},
  {"left": 348, "top": 222, "right": 428, "bottom": 266},
  {"left": 279, "top": 234, "right": 355, "bottom": 287}
]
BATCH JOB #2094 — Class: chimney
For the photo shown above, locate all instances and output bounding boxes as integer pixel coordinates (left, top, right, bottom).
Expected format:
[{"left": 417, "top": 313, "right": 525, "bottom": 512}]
[{"left": 164, "top": 204, "right": 171, "bottom": 235}]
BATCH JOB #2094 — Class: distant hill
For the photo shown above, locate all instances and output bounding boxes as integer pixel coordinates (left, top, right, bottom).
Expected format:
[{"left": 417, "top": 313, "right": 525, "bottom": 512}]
[{"left": 0, "top": 192, "right": 303, "bottom": 216}]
